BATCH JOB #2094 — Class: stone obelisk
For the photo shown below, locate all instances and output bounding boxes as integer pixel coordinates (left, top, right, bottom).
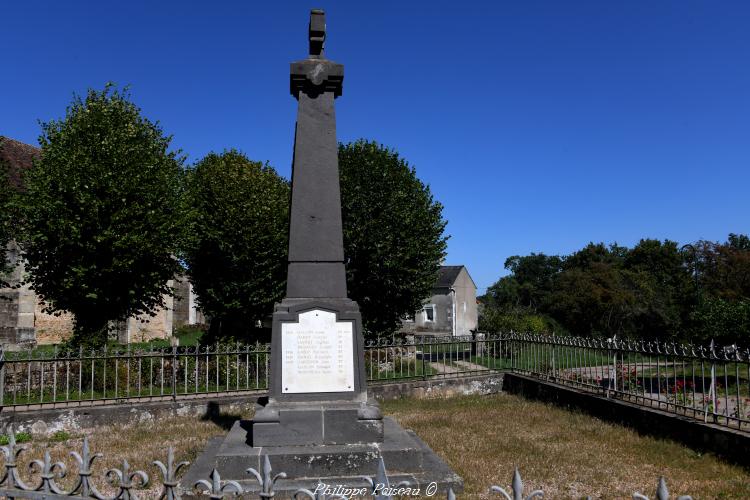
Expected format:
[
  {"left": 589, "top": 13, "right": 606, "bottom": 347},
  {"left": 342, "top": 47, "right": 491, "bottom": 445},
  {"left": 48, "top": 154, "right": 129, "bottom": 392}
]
[
  {"left": 184, "top": 13, "right": 462, "bottom": 493},
  {"left": 251, "top": 8, "right": 383, "bottom": 447}
]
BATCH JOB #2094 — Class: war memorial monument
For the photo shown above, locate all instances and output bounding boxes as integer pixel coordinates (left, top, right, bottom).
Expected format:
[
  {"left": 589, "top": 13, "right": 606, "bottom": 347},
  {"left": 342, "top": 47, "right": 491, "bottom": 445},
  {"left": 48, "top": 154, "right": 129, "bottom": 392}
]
[{"left": 184, "top": 9, "right": 462, "bottom": 496}]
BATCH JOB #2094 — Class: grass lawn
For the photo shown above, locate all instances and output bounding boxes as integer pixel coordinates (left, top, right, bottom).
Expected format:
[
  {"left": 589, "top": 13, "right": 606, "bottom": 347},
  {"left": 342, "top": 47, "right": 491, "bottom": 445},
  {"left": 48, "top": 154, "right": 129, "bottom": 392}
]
[
  {"left": 384, "top": 394, "right": 750, "bottom": 499},
  {"left": 6, "top": 393, "right": 750, "bottom": 499}
]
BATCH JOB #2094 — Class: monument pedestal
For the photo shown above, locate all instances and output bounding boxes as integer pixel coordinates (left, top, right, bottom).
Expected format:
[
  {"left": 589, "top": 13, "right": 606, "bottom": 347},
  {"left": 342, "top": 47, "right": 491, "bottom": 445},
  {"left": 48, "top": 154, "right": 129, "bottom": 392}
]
[
  {"left": 252, "top": 399, "right": 383, "bottom": 446},
  {"left": 183, "top": 416, "right": 463, "bottom": 496},
  {"left": 182, "top": 293, "right": 462, "bottom": 493}
]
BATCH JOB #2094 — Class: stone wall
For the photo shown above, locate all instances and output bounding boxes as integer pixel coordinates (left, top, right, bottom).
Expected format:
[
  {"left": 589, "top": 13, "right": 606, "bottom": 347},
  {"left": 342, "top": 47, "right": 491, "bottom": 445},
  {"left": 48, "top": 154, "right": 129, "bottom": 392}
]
[
  {"left": 0, "top": 289, "right": 36, "bottom": 345},
  {"left": 0, "top": 373, "right": 504, "bottom": 435},
  {"left": 172, "top": 276, "right": 191, "bottom": 328},
  {"left": 1, "top": 261, "right": 204, "bottom": 346},
  {"left": 116, "top": 283, "right": 175, "bottom": 343},
  {"left": 0, "top": 242, "right": 36, "bottom": 346},
  {"left": 34, "top": 302, "right": 74, "bottom": 345},
  {"left": 453, "top": 266, "right": 478, "bottom": 336}
]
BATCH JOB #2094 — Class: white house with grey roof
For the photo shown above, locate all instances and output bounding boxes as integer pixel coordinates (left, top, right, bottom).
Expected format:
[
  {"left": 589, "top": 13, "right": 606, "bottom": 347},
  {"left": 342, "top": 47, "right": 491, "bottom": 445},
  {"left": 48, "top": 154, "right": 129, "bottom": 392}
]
[{"left": 400, "top": 265, "right": 478, "bottom": 337}]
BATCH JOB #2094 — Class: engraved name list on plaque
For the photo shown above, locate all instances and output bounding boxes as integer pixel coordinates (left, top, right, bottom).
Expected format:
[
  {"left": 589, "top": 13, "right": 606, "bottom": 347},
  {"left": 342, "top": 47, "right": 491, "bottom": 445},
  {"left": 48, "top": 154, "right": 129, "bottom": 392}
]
[{"left": 281, "top": 309, "right": 354, "bottom": 393}]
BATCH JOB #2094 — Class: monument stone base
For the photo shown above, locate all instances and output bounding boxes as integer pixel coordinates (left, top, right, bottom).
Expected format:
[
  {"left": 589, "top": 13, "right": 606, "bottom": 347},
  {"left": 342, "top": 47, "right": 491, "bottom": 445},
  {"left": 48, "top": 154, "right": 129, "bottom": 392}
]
[
  {"left": 252, "top": 398, "right": 384, "bottom": 446},
  {"left": 182, "top": 416, "right": 463, "bottom": 497}
]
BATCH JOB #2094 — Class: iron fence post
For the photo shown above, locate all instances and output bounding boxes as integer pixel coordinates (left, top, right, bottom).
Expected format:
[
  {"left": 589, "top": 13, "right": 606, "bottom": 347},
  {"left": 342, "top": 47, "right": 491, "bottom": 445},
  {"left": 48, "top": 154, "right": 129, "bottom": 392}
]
[
  {"left": 606, "top": 346, "right": 612, "bottom": 398},
  {"left": 171, "top": 346, "right": 178, "bottom": 402},
  {"left": 0, "top": 345, "right": 5, "bottom": 412},
  {"left": 710, "top": 362, "right": 717, "bottom": 423},
  {"left": 613, "top": 349, "right": 618, "bottom": 393}
]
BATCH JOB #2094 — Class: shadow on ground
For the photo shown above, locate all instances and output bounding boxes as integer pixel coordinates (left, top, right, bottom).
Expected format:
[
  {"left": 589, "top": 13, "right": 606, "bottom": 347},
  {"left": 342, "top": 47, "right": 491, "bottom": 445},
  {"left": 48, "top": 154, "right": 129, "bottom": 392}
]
[{"left": 200, "top": 401, "right": 244, "bottom": 430}]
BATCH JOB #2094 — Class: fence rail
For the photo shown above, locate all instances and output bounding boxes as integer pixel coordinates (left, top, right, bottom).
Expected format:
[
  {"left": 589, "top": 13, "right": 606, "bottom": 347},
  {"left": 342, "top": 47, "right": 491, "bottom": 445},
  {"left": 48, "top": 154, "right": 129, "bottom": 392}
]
[
  {"left": 503, "top": 332, "right": 750, "bottom": 432},
  {"left": 0, "top": 426, "right": 693, "bottom": 499},
  {"left": 0, "top": 344, "right": 270, "bottom": 410},
  {"left": 2, "top": 333, "right": 748, "bottom": 435},
  {"left": 0, "top": 335, "right": 501, "bottom": 411}
]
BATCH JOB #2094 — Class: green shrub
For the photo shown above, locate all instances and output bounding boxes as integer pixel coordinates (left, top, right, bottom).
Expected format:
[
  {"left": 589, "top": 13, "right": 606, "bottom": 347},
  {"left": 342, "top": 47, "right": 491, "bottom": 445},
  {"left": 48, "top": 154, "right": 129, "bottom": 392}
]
[
  {"left": 0, "top": 432, "right": 32, "bottom": 445},
  {"left": 50, "top": 430, "right": 71, "bottom": 442},
  {"left": 173, "top": 324, "right": 206, "bottom": 346},
  {"left": 479, "top": 308, "right": 566, "bottom": 335}
]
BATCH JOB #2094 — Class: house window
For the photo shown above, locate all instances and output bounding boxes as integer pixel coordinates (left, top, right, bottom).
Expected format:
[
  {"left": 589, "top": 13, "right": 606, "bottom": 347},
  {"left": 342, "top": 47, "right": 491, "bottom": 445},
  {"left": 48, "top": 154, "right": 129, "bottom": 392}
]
[{"left": 423, "top": 305, "right": 435, "bottom": 322}]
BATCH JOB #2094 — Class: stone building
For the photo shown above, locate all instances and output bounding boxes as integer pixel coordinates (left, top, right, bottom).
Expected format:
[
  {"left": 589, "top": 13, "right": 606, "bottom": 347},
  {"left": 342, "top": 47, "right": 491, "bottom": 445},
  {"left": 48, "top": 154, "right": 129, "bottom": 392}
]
[
  {"left": 400, "top": 265, "right": 478, "bottom": 337},
  {"left": 0, "top": 241, "right": 37, "bottom": 346},
  {"left": 0, "top": 137, "right": 203, "bottom": 347},
  {"left": 0, "top": 137, "right": 39, "bottom": 346},
  {"left": 111, "top": 275, "right": 204, "bottom": 344}
]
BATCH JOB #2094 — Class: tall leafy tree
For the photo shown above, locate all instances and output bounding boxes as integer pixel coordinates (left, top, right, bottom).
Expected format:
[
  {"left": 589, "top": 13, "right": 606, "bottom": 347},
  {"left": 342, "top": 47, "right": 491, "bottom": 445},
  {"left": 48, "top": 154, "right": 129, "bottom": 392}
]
[
  {"left": 19, "top": 86, "right": 184, "bottom": 347},
  {"left": 688, "top": 234, "right": 750, "bottom": 343},
  {"left": 480, "top": 253, "right": 565, "bottom": 335},
  {"left": 695, "top": 236, "right": 750, "bottom": 301},
  {"left": 548, "top": 263, "right": 637, "bottom": 337},
  {"left": 692, "top": 297, "right": 750, "bottom": 345},
  {"left": 339, "top": 140, "right": 448, "bottom": 338},
  {"left": 496, "top": 253, "right": 563, "bottom": 311},
  {"left": 182, "top": 151, "right": 289, "bottom": 342},
  {"left": 481, "top": 235, "right": 750, "bottom": 344},
  {"left": 623, "top": 239, "right": 693, "bottom": 338}
]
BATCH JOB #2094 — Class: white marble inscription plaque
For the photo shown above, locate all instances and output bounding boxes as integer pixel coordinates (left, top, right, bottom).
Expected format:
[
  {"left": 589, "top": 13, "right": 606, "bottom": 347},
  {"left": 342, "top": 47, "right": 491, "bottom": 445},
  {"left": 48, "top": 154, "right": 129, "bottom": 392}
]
[{"left": 281, "top": 309, "right": 355, "bottom": 393}]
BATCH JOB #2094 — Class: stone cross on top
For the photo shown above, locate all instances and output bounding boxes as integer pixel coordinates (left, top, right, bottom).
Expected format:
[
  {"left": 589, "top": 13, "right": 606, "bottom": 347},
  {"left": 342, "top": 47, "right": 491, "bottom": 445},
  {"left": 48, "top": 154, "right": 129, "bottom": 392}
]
[
  {"left": 308, "top": 9, "right": 326, "bottom": 58},
  {"left": 290, "top": 10, "right": 343, "bottom": 98}
]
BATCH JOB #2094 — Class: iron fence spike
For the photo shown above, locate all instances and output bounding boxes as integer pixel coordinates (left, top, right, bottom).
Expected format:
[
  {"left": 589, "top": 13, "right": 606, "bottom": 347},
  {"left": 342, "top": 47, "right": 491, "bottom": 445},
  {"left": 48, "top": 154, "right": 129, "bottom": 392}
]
[
  {"left": 511, "top": 468, "right": 523, "bottom": 500},
  {"left": 656, "top": 477, "right": 669, "bottom": 500}
]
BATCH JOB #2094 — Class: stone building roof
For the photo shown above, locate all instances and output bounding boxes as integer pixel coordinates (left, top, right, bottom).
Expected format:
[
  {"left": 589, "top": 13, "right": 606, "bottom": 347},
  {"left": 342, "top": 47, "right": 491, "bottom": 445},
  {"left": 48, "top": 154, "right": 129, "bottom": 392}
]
[
  {"left": 435, "top": 266, "right": 464, "bottom": 288},
  {"left": 0, "top": 136, "right": 40, "bottom": 190},
  {"left": 435, "top": 265, "right": 477, "bottom": 290}
]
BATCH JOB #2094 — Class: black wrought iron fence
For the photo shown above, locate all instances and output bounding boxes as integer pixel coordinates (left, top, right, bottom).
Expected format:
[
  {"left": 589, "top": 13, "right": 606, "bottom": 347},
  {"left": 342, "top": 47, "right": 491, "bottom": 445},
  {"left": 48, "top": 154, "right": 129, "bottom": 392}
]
[
  {"left": 3, "top": 333, "right": 747, "bottom": 434},
  {"left": 364, "top": 333, "right": 501, "bottom": 382},
  {"left": 0, "top": 426, "right": 693, "bottom": 500},
  {"left": 0, "top": 344, "right": 271, "bottom": 409},
  {"left": 0, "top": 335, "right": 504, "bottom": 410},
  {"left": 502, "top": 332, "right": 750, "bottom": 432}
]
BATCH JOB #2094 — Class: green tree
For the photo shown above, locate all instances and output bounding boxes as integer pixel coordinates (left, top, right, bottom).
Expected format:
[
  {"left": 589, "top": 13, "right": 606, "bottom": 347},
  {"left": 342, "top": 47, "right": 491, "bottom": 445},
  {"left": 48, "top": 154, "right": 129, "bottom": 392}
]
[
  {"left": 490, "top": 253, "right": 563, "bottom": 311},
  {"left": 728, "top": 233, "right": 750, "bottom": 251},
  {"left": 480, "top": 253, "right": 564, "bottom": 335},
  {"left": 478, "top": 305, "right": 563, "bottom": 335},
  {"left": 18, "top": 86, "right": 184, "bottom": 347},
  {"left": 695, "top": 235, "right": 750, "bottom": 301},
  {"left": 481, "top": 234, "right": 750, "bottom": 343},
  {"left": 182, "top": 150, "right": 289, "bottom": 342},
  {"left": 623, "top": 239, "right": 693, "bottom": 338},
  {"left": 547, "top": 263, "right": 638, "bottom": 337},
  {"left": 687, "top": 234, "right": 750, "bottom": 342},
  {"left": 692, "top": 297, "right": 750, "bottom": 345},
  {"left": 339, "top": 140, "right": 448, "bottom": 338},
  {"left": 563, "top": 242, "right": 628, "bottom": 270}
]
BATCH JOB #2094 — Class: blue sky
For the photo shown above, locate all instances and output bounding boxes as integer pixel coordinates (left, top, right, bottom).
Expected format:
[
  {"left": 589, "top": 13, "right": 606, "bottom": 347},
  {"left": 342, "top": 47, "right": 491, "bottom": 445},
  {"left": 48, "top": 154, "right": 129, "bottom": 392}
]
[{"left": 3, "top": 1, "right": 749, "bottom": 293}]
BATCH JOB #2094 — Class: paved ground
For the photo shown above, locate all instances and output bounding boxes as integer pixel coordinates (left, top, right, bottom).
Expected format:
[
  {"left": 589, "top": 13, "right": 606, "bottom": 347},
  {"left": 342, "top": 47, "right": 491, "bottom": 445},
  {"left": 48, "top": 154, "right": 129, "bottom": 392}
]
[{"left": 429, "top": 360, "right": 488, "bottom": 374}]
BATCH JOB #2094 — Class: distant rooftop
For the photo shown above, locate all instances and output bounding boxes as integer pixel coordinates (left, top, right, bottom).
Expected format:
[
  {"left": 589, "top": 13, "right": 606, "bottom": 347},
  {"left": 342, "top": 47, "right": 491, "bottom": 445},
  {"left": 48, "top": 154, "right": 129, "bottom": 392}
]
[
  {"left": 0, "top": 137, "right": 39, "bottom": 190},
  {"left": 435, "top": 265, "right": 465, "bottom": 288}
]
